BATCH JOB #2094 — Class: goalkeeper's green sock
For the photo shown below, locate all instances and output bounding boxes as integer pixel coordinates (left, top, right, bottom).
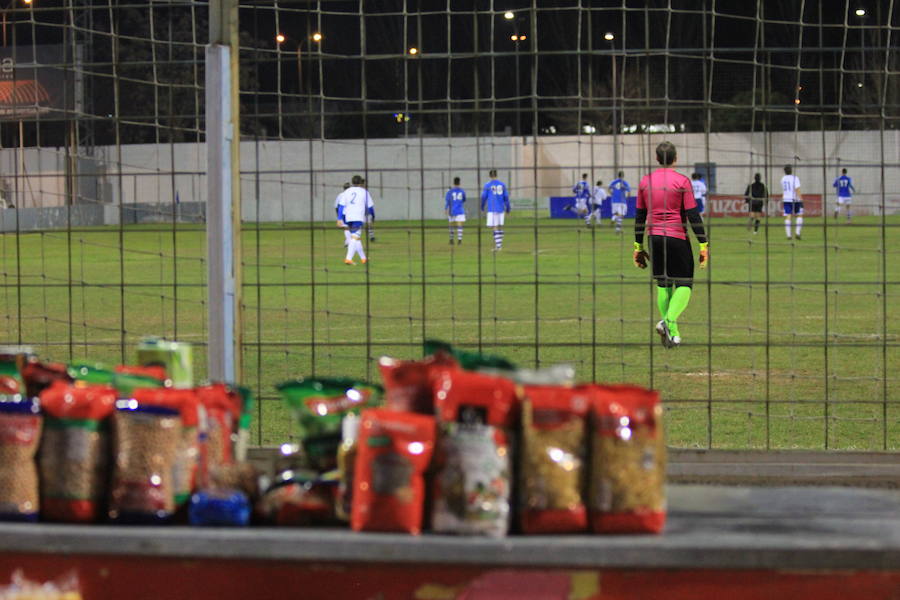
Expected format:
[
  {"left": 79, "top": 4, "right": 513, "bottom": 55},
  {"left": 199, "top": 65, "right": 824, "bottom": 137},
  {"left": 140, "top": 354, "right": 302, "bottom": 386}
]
[
  {"left": 657, "top": 286, "right": 673, "bottom": 319},
  {"left": 665, "top": 286, "right": 692, "bottom": 338}
]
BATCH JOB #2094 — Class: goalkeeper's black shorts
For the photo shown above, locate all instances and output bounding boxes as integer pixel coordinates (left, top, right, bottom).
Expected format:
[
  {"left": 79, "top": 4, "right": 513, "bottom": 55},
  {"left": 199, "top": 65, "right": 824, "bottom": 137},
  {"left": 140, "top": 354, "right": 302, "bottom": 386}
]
[{"left": 649, "top": 234, "right": 694, "bottom": 288}]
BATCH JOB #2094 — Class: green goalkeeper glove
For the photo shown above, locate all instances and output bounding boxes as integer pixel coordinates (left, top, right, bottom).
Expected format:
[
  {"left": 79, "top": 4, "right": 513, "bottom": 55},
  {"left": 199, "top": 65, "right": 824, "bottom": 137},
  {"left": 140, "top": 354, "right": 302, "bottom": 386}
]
[
  {"left": 633, "top": 242, "right": 649, "bottom": 269},
  {"left": 698, "top": 242, "right": 709, "bottom": 269}
]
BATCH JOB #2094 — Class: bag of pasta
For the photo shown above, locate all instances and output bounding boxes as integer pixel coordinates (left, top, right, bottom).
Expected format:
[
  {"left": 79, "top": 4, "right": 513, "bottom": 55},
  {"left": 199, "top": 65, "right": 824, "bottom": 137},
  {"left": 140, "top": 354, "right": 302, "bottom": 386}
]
[
  {"left": 108, "top": 398, "right": 181, "bottom": 523},
  {"left": 430, "top": 369, "right": 517, "bottom": 537},
  {"left": 0, "top": 395, "right": 41, "bottom": 522},
  {"left": 589, "top": 385, "right": 666, "bottom": 534},
  {"left": 39, "top": 382, "right": 117, "bottom": 523},
  {"left": 520, "top": 385, "right": 590, "bottom": 534},
  {"left": 378, "top": 353, "right": 457, "bottom": 414},
  {"left": 351, "top": 408, "right": 435, "bottom": 534}
]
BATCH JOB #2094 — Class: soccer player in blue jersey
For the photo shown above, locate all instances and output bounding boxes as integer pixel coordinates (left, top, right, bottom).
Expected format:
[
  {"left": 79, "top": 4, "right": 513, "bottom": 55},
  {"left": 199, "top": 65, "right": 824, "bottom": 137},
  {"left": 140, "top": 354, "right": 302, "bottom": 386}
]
[
  {"left": 481, "top": 169, "right": 510, "bottom": 251},
  {"left": 833, "top": 168, "right": 856, "bottom": 222},
  {"left": 608, "top": 171, "right": 630, "bottom": 233},
  {"left": 445, "top": 176, "right": 466, "bottom": 245},
  {"left": 565, "top": 173, "right": 592, "bottom": 226},
  {"left": 337, "top": 175, "right": 372, "bottom": 265}
]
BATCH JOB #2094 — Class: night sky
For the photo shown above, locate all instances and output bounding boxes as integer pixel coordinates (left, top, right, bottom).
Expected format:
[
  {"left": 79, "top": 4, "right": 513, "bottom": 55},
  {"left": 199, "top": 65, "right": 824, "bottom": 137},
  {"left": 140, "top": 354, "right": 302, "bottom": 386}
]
[{"left": 1, "top": 0, "right": 895, "bottom": 146}]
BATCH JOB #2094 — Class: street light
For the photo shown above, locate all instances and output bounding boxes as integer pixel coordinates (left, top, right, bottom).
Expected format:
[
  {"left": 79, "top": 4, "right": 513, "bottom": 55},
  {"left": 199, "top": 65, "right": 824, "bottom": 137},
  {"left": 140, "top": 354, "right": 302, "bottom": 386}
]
[
  {"left": 604, "top": 32, "right": 614, "bottom": 41},
  {"left": 504, "top": 11, "right": 514, "bottom": 20},
  {"left": 408, "top": 47, "right": 419, "bottom": 55},
  {"left": 855, "top": 8, "right": 866, "bottom": 16}
]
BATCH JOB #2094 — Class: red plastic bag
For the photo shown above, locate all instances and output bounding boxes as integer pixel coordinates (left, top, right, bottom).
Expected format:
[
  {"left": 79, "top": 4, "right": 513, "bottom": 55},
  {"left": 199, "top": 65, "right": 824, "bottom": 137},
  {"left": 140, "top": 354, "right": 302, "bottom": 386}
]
[
  {"left": 430, "top": 369, "right": 518, "bottom": 536},
  {"left": 378, "top": 353, "right": 457, "bottom": 414},
  {"left": 351, "top": 408, "right": 435, "bottom": 534},
  {"left": 519, "top": 385, "right": 590, "bottom": 534},
  {"left": 39, "top": 382, "right": 117, "bottom": 522},
  {"left": 196, "top": 384, "right": 241, "bottom": 477},
  {"left": 589, "top": 385, "right": 666, "bottom": 534}
]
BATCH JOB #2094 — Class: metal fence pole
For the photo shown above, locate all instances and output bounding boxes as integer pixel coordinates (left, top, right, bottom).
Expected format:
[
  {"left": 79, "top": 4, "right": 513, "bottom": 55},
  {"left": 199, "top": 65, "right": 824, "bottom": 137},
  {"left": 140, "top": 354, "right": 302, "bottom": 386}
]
[{"left": 206, "top": 0, "right": 241, "bottom": 382}]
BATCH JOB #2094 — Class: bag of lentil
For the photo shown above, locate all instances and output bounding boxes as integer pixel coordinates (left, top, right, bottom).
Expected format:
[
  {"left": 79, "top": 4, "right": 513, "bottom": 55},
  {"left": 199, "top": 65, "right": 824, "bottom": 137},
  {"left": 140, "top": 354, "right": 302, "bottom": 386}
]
[
  {"left": 519, "top": 385, "right": 590, "bottom": 534},
  {"left": 430, "top": 369, "right": 517, "bottom": 537},
  {"left": 0, "top": 396, "right": 41, "bottom": 521},
  {"left": 130, "top": 388, "right": 201, "bottom": 508},
  {"left": 277, "top": 377, "right": 382, "bottom": 472},
  {"left": 378, "top": 353, "right": 457, "bottom": 414},
  {"left": 589, "top": 385, "right": 667, "bottom": 534},
  {"left": 38, "top": 382, "right": 117, "bottom": 523},
  {"left": 108, "top": 399, "right": 182, "bottom": 523},
  {"left": 351, "top": 408, "right": 435, "bottom": 534}
]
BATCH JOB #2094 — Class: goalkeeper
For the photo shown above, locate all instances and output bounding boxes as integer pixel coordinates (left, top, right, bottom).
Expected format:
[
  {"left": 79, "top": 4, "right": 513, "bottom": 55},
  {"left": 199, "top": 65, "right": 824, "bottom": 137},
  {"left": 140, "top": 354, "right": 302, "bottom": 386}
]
[{"left": 633, "top": 141, "right": 708, "bottom": 348}]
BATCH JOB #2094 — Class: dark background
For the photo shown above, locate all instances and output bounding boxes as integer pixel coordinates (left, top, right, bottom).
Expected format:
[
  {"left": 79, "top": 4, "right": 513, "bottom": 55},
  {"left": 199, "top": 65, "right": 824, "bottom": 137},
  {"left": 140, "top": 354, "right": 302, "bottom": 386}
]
[{"left": 0, "top": 0, "right": 895, "bottom": 146}]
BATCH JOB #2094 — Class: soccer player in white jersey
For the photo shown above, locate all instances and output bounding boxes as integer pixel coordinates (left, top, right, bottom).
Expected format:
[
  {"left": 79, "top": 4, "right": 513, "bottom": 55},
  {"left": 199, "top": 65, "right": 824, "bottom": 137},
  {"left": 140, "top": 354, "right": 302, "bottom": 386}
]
[
  {"left": 691, "top": 173, "right": 708, "bottom": 214},
  {"left": 567, "top": 173, "right": 592, "bottom": 226},
  {"left": 480, "top": 169, "right": 510, "bottom": 251},
  {"left": 832, "top": 168, "right": 856, "bottom": 222},
  {"left": 445, "top": 176, "right": 466, "bottom": 245},
  {"left": 335, "top": 182, "right": 351, "bottom": 246},
  {"left": 590, "top": 180, "right": 607, "bottom": 226},
  {"left": 781, "top": 165, "right": 803, "bottom": 240},
  {"left": 608, "top": 171, "right": 630, "bottom": 233},
  {"left": 361, "top": 178, "right": 376, "bottom": 241},
  {"left": 337, "top": 175, "right": 371, "bottom": 265}
]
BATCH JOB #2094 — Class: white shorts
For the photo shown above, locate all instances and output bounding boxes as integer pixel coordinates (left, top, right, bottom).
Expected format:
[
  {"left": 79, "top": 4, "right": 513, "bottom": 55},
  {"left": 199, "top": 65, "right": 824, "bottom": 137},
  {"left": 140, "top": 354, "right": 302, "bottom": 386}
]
[
  {"left": 486, "top": 212, "right": 505, "bottom": 227},
  {"left": 836, "top": 196, "right": 852, "bottom": 206},
  {"left": 574, "top": 200, "right": 589, "bottom": 213},
  {"left": 448, "top": 214, "right": 466, "bottom": 223},
  {"left": 611, "top": 203, "right": 627, "bottom": 217}
]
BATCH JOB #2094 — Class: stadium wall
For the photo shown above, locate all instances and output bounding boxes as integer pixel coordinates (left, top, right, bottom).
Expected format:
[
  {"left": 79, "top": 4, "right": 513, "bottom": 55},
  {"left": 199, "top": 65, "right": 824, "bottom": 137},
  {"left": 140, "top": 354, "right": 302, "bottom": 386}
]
[{"left": 0, "top": 130, "right": 897, "bottom": 230}]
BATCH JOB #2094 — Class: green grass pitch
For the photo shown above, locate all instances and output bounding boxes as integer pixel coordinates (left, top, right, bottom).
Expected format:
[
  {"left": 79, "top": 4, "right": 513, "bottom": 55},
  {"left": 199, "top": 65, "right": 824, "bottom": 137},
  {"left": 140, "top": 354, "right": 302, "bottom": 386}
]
[{"left": 2, "top": 214, "right": 898, "bottom": 450}]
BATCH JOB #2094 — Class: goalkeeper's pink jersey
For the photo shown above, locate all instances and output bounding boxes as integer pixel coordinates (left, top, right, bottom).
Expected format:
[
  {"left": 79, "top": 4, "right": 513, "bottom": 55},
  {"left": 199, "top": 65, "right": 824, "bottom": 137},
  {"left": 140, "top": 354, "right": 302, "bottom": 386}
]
[{"left": 637, "top": 167, "right": 697, "bottom": 240}]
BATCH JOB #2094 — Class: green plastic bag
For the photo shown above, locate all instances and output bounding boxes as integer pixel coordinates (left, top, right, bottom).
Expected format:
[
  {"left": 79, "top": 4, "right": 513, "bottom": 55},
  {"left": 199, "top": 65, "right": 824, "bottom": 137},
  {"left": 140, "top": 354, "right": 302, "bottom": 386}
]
[{"left": 277, "top": 377, "right": 381, "bottom": 471}]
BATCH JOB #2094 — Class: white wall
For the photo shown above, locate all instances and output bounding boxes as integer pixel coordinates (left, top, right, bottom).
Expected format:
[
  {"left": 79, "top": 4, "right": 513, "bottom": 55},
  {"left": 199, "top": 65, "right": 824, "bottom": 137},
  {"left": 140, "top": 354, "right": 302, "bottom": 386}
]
[{"left": 1, "top": 129, "right": 897, "bottom": 219}]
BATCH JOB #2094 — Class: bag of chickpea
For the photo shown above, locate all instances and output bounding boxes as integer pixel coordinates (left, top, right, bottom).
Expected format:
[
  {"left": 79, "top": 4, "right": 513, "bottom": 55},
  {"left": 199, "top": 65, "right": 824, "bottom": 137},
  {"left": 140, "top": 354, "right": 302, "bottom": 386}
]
[
  {"left": 0, "top": 395, "right": 41, "bottom": 522},
  {"left": 109, "top": 399, "right": 181, "bottom": 523},
  {"left": 39, "top": 382, "right": 117, "bottom": 523}
]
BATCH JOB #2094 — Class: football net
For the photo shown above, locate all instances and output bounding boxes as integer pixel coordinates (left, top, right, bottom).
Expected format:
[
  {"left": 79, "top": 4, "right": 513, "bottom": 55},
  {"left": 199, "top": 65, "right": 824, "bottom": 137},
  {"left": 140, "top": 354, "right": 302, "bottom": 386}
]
[{"left": 0, "top": 1, "right": 897, "bottom": 449}]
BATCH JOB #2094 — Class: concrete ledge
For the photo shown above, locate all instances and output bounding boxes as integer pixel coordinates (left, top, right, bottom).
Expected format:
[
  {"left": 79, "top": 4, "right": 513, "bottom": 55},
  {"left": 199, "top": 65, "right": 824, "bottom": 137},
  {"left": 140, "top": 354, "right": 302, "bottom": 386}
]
[
  {"left": 668, "top": 449, "right": 900, "bottom": 487},
  {"left": 1, "top": 486, "right": 899, "bottom": 570}
]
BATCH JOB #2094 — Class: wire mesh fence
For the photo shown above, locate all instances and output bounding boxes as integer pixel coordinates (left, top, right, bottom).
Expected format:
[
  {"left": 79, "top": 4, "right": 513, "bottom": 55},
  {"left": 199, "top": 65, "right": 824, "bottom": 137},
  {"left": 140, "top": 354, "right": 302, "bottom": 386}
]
[{"left": 0, "top": 1, "right": 897, "bottom": 450}]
